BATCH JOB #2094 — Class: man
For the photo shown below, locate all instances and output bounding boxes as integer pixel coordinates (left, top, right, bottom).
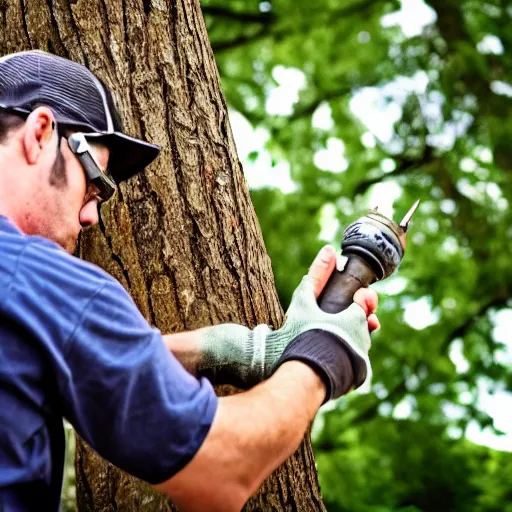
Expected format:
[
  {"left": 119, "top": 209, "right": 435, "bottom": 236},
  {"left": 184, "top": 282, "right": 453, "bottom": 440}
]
[{"left": 0, "top": 51, "right": 379, "bottom": 511}]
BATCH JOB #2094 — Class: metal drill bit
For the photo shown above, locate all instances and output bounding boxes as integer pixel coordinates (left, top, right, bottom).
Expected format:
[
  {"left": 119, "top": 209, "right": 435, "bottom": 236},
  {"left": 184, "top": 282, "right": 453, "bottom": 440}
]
[{"left": 399, "top": 199, "right": 420, "bottom": 232}]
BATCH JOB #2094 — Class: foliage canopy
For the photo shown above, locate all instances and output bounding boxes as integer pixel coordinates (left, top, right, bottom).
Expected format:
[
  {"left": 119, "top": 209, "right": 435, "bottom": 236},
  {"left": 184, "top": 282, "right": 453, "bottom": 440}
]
[{"left": 203, "top": 0, "right": 512, "bottom": 509}]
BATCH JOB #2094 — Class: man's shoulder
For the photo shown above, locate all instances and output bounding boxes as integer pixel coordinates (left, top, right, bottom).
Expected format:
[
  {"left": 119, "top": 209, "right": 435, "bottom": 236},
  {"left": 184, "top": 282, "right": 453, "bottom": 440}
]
[
  {"left": 0, "top": 216, "right": 112, "bottom": 290},
  {"left": 18, "top": 235, "right": 113, "bottom": 292},
  {"left": 0, "top": 217, "right": 121, "bottom": 330},
  {"left": 0, "top": 216, "right": 112, "bottom": 281},
  {"left": 0, "top": 218, "right": 131, "bottom": 354},
  {"left": 0, "top": 216, "right": 30, "bottom": 285}
]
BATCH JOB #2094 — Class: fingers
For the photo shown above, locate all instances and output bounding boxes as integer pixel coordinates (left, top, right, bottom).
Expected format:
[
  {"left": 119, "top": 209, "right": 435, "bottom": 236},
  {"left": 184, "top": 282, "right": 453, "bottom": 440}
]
[
  {"left": 352, "top": 287, "right": 378, "bottom": 317},
  {"left": 307, "top": 250, "right": 381, "bottom": 332},
  {"left": 308, "top": 245, "right": 337, "bottom": 298},
  {"left": 368, "top": 313, "right": 380, "bottom": 333},
  {"left": 353, "top": 287, "right": 380, "bottom": 333}
]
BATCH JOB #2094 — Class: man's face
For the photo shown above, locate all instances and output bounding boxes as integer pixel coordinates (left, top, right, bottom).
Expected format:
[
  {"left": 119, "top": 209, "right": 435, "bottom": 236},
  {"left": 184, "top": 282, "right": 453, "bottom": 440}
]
[{"left": 29, "top": 129, "right": 111, "bottom": 253}]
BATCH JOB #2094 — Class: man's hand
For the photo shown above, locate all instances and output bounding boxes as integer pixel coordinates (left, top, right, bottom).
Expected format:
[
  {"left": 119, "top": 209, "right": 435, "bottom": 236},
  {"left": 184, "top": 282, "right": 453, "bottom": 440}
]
[
  {"left": 307, "top": 245, "right": 380, "bottom": 332},
  {"left": 195, "top": 245, "right": 379, "bottom": 391}
]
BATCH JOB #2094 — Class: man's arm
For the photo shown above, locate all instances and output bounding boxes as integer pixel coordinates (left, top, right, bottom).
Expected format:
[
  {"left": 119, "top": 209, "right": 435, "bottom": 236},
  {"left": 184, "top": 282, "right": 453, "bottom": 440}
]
[
  {"left": 155, "top": 247, "right": 379, "bottom": 511},
  {"left": 162, "top": 330, "right": 204, "bottom": 375},
  {"left": 163, "top": 245, "right": 379, "bottom": 381},
  {"left": 154, "top": 360, "right": 325, "bottom": 512},
  {"left": 160, "top": 245, "right": 343, "bottom": 377}
]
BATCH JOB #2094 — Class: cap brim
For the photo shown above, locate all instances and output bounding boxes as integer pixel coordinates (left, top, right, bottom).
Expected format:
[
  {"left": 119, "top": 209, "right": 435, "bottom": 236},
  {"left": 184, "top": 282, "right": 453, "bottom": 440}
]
[
  {"left": 0, "top": 104, "right": 160, "bottom": 183},
  {"left": 82, "top": 132, "right": 161, "bottom": 184}
]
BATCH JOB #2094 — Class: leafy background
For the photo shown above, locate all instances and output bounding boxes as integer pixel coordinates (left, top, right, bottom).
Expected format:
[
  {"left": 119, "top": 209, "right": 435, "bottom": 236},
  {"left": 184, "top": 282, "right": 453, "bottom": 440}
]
[
  {"left": 63, "top": 0, "right": 512, "bottom": 510},
  {"left": 204, "top": 0, "right": 512, "bottom": 510}
]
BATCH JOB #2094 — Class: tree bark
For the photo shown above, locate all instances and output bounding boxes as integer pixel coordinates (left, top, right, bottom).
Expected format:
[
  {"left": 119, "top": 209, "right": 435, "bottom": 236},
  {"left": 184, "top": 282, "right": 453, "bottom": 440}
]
[{"left": 0, "top": 0, "right": 326, "bottom": 510}]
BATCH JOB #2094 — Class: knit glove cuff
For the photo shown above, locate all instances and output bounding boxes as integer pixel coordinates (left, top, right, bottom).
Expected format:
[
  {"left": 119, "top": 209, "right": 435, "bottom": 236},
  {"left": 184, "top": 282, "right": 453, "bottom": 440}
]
[{"left": 276, "top": 329, "right": 356, "bottom": 401}]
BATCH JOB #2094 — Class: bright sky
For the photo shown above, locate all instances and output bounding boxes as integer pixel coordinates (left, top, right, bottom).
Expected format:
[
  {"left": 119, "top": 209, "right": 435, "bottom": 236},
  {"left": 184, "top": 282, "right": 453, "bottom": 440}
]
[{"left": 229, "top": 0, "right": 512, "bottom": 452}]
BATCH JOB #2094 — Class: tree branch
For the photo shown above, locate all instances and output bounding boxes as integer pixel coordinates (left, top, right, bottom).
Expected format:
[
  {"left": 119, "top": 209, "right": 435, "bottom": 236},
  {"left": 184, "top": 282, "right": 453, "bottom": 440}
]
[
  {"left": 212, "top": 25, "right": 272, "bottom": 52},
  {"left": 331, "top": 0, "right": 395, "bottom": 23},
  {"left": 211, "top": 0, "right": 388, "bottom": 53},
  {"left": 290, "top": 86, "right": 354, "bottom": 121},
  {"left": 226, "top": 77, "right": 381, "bottom": 128},
  {"left": 202, "top": 5, "right": 275, "bottom": 24},
  {"left": 354, "top": 147, "right": 436, "bottom": 195},
  {"left": 439, "top": 292, "right": 510, "bottom": 355},
  {"left": 287, "top": 74, "right": 383, "bottom": 122}
]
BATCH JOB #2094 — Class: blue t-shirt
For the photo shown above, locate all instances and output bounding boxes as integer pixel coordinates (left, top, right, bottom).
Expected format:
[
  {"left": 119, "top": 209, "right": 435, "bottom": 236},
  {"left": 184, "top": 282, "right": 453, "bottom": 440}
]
[{"left": 0, "top": 216, "right": 218, "bottom": 511}]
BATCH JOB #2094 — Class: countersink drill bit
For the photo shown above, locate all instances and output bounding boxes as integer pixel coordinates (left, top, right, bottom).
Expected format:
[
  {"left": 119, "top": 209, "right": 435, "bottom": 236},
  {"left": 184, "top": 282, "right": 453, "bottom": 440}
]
[{"left": 399, "top": 199, "right": 420, "bottom": 232}]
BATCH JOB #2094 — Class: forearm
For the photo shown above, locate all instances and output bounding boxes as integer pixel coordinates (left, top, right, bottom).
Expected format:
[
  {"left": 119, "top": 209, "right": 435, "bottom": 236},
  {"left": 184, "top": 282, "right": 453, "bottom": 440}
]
[
  {"left": 163, "top": 327, "right": 258, "bottom": 387},
  {"left": 210, "top": 361, "right": 325, "bottom": 492},
  {"left": 155, "top": 361, "right": 325, "bottom": 512},
  {"left": 162, "top": 331, "right": 205, "bottom": 375}
]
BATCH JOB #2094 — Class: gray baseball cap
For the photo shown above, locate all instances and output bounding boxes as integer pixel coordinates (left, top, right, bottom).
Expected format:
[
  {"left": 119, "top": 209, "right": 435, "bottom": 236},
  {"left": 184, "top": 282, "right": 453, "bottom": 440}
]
[{"left": 0, "top": 50, "right": 161, "bottom": 183}]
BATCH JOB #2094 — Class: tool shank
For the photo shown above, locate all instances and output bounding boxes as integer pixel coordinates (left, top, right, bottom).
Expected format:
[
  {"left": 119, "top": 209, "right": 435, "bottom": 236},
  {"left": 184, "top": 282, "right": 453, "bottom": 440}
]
[{"left": 318, "top": 254, "right": 377, "bottom": 314}]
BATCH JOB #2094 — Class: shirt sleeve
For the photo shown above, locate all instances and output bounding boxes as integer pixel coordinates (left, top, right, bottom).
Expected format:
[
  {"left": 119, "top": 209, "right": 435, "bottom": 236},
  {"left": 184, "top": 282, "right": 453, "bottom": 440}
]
[{"left": 11, "top": 238, "right": 218, "bottom": 484}]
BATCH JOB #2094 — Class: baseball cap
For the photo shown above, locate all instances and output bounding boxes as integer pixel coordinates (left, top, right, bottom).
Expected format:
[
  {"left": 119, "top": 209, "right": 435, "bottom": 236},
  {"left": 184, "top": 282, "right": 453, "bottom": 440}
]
[{"left": 0, "top": 50, "right": 161, "bottom": 183}]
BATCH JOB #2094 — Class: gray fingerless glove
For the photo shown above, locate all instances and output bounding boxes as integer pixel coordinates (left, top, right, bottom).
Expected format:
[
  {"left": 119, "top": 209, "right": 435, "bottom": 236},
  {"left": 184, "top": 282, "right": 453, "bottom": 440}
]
[{"left": 198, "top": 275, "right": 372, "bottom": 390}]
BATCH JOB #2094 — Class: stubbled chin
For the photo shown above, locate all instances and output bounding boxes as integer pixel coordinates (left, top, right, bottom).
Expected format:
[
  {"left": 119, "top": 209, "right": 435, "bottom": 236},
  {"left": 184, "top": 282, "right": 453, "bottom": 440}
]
[
  {"left": 53, "top": 232, "right": 79, "bottom": 254},
  {"left": 22, "top": 221, "right": 79, "bottom": 254},
  {"left": 64, "top": 236, "right": 79, "bottom": 254}
]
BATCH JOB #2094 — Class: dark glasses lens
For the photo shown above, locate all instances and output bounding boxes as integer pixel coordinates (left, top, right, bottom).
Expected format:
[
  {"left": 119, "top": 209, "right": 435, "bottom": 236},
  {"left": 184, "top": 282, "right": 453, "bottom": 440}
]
[
  {"left": 66, "top": 133, "right": 117, "bottom": 203},
  {"left": 83, "top": 181, "right": 103, "bottom": 205}
]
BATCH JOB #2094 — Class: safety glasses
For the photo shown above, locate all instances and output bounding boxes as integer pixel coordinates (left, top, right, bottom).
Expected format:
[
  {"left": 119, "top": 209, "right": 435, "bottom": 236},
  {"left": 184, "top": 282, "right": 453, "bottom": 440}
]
[{"left": 66, "top": 132, "right": 117, "bottom": 203}]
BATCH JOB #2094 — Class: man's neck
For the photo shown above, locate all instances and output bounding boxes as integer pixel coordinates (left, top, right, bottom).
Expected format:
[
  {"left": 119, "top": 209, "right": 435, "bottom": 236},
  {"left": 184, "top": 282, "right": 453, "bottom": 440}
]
[{"left": 0, "top": 153, "right": 31, "bottom": 233}]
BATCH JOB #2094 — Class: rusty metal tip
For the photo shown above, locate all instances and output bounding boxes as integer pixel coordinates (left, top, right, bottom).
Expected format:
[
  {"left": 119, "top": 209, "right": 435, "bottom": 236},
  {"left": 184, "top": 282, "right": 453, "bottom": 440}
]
[{"left": 399, "top": 199, "right": 420, "bottom": 232}]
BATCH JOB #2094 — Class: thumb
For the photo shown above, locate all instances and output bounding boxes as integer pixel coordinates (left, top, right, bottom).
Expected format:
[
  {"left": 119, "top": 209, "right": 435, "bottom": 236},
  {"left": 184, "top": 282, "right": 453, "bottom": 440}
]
[{"left": 307, "top": 245, "right": 337, "bottom": 298}]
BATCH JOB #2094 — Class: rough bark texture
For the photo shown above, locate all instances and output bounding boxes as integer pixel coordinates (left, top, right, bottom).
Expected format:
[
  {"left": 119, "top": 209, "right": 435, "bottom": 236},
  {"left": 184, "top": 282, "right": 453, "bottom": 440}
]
[{"left": 0, "top": 0, "right": 326, "bottom": 510}]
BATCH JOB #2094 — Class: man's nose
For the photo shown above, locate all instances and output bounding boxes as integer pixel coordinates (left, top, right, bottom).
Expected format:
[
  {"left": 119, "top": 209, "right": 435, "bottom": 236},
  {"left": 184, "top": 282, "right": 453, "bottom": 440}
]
[{"left": 79, "top": 200, "right": 100, "bottom": 227}]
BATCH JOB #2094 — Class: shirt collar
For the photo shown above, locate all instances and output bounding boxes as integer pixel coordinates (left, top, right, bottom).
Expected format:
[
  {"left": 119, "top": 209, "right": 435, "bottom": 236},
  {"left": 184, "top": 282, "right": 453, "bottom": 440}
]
[{"left": 0, "top": 215, "right": 23, "bottom": 234}]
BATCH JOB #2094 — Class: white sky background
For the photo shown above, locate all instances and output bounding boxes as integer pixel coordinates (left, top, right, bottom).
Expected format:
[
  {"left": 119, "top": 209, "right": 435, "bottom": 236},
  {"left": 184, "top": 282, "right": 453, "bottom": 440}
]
[{"left": 229, "top": 0, "right": 512, "bottom": 451}]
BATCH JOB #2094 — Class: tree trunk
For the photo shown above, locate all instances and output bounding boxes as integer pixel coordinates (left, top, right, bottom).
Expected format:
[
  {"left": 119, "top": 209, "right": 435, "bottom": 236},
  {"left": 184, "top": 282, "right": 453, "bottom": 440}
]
[{"left": 0, "top": 0, "right": 326, "bottom": 510}]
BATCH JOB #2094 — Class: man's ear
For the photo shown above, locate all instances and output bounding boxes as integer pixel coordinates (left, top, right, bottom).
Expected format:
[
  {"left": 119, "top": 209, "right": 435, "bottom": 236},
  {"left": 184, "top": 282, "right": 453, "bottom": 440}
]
[{"left": 22, "top": 107, "right": 57, "bottom": 165}]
